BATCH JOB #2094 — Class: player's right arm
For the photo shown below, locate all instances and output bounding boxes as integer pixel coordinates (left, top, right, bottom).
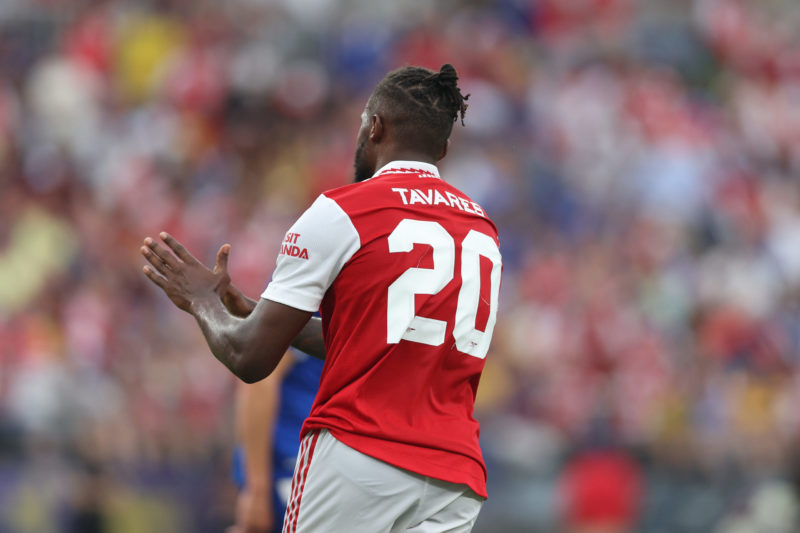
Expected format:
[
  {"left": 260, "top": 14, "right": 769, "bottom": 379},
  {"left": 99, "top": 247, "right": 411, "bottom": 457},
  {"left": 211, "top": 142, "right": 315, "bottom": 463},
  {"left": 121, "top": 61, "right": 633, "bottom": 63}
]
[
  {"left": 141, "top": 196, "right": 354, "bottom": 380},
  {"left": 141, "top": 233, "right": 311, "bottom": 383},
  {"left": 141, "top": 234, "right": 326, "bottom": 380}
]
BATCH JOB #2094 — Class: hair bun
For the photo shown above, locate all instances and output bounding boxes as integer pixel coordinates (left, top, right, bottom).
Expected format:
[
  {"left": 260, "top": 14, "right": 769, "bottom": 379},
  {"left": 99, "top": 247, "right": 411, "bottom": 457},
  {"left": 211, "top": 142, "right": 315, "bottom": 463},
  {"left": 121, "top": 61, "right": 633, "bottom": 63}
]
[
  {"left": 424, "top": 64, "right": 459, "bottom": 87},
  {"left": 415, "top": 63, "right": 469, "bottom": 125},
  {"left": 436, "top": 64, "right": 458, "bottom": 85}
]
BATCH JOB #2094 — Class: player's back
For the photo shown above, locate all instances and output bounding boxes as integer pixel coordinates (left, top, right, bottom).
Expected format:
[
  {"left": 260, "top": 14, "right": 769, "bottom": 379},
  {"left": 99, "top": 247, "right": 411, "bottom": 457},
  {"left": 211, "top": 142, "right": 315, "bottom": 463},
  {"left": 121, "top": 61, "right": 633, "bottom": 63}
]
[{"left": 302, "top": 161, "right": 502, "bottom": 498}]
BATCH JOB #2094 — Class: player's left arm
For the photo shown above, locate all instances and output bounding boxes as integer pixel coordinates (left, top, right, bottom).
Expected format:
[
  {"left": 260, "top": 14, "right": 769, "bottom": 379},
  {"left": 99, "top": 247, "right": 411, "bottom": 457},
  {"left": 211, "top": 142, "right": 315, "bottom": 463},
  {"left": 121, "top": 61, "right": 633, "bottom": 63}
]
[
  {"left": 219, "top": 271, "right": 325, "bottom": 360},
  {"left": 223, "top": 282, "right": 259, "bottom": 318},
  {"left": 141, "top": 233, "right": 312, "bottom": 383},
  {"left": 290, "top": 317, "right": 324, "bottom": 360}
]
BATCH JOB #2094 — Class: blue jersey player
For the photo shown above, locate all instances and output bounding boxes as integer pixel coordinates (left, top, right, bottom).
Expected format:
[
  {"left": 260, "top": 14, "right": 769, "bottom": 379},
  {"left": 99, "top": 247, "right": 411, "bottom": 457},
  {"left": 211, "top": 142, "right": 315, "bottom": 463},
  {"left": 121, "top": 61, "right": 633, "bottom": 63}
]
[{"left": 228, "top": 349, "right": 323, "bottom": 533}]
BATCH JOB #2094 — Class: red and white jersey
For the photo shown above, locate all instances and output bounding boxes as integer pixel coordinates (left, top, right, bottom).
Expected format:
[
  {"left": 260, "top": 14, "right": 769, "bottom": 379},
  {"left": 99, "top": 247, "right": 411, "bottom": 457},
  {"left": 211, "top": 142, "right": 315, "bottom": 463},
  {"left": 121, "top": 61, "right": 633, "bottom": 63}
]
[{"left": 262, "top": 160, "right": 502, "bottom": 498}]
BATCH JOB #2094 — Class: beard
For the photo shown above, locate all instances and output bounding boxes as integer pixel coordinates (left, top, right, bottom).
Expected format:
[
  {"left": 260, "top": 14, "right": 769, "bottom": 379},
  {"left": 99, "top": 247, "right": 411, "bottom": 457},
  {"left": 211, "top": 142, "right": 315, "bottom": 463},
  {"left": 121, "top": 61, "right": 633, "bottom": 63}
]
[{"left": 353, "top": 139, "right": 372, "bottom": 182}]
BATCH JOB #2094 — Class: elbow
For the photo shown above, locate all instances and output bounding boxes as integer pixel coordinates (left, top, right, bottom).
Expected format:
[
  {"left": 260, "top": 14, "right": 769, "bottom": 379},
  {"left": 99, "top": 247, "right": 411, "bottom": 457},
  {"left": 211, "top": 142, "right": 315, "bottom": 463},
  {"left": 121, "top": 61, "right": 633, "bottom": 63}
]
[
  {"left": 237, "top": 371, "right": 265, "bottom": 385},
  {"left": 236, "top": 361, "right": 270, "bottom": 384},
  {"left": 230, "top": 347, "right": 279, "bottom": 384}
]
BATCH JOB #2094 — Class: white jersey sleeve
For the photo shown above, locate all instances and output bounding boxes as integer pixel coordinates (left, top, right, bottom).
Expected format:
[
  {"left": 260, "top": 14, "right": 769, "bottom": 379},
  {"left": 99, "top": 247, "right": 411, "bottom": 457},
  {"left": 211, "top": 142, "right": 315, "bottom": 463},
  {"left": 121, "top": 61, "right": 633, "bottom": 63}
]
[{"left": 261, "top": 194, "right": 360, "bottom": 312}]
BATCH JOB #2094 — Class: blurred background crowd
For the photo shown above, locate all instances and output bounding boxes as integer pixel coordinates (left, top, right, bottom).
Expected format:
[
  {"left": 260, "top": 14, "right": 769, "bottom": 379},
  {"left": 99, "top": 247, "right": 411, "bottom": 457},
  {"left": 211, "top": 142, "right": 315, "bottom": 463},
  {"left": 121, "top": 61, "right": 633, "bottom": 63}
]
[{"left": 1, "top": 0, "right": 799, "bottom": 531}]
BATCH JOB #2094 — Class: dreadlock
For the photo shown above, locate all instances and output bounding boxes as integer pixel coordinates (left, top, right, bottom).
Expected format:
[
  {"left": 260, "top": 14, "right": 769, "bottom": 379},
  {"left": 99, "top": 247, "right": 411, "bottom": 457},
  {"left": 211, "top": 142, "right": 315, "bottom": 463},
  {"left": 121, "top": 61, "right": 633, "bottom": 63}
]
[{"left": 370, "top": 64, "right": 469, "bottom": 156}]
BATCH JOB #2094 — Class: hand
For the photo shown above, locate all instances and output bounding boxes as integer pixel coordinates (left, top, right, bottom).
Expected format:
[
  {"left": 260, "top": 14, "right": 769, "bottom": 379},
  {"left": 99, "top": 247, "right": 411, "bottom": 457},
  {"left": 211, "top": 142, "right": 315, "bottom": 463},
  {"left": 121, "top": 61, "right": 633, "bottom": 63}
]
[
  {"left": 226, "top": 487, "right": 274, "bottom": 533},
  {"left": 223, "top": 282, "right": 258, "bottom": 318},
  {"left": 141, "top": 232, "right": 231, "bottom": 313}
]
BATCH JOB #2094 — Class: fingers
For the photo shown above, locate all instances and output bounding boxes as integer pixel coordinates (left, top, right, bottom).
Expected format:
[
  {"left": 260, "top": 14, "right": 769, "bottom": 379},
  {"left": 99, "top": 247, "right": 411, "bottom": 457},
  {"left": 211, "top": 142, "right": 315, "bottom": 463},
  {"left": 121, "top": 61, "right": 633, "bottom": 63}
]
[
  {"left": 142, "top": 265, "right": 168, "bottom": 289},
  {"left": 214, "top": 244, "right": 231, "bottom": 274},
  {"left": 141, "top": 238, "right": 179, "bottom": 274},
  {"left": 160, "top": 232, "right": 199, "bottom": 265}
]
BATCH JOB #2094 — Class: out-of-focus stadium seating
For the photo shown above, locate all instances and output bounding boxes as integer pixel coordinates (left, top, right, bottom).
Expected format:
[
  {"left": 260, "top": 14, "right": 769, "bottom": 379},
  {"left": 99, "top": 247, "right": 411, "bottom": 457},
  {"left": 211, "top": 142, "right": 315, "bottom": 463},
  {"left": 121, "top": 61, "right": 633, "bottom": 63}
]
[{"left": 1, "top": 1, "right": 799, "bottom": 531}]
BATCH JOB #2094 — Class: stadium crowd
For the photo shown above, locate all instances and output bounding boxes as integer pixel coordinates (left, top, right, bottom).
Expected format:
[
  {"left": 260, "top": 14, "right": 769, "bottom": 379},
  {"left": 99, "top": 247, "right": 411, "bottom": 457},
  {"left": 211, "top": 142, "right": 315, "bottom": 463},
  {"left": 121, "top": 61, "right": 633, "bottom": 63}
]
[{"left": 1, "top": 0, "right": 799, "bottom": 531}]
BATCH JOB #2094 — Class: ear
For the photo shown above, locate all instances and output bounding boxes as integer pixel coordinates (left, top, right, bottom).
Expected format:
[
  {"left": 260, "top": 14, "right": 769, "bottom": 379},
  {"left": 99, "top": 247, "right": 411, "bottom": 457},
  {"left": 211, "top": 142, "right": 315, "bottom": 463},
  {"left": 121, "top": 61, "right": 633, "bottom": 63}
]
[
  {"left": 369, "top": 114, "right": 384, "bottom": 142},
  {"left": 438, "top": 139, "right": 450, "bottom": 162}
]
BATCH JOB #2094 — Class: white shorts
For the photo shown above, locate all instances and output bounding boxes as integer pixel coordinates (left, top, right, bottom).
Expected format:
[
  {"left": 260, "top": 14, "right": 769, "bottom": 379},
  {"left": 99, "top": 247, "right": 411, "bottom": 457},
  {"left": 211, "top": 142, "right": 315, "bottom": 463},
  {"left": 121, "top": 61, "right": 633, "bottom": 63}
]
[{"left": 282, "top": 429, "right": 484, "bottom": 533}]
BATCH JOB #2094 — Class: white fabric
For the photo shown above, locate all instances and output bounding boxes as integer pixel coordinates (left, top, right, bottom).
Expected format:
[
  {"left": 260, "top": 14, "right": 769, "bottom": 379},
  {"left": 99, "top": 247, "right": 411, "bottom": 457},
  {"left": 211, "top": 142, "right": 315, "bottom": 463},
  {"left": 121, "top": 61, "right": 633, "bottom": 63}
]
[
  {"left": 284, "top": 430, "right": 483, "bottom": 533},
  {"left": 262, "top": 194, "right": 360, "bottom": 311},
  {"left": 370, "top": 160, "right": 440, "bottom": 179}
]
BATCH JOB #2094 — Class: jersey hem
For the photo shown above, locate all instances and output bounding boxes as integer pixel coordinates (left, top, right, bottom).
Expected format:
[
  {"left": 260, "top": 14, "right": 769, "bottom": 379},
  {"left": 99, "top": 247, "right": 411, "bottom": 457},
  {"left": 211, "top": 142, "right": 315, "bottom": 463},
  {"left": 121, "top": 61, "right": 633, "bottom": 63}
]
[
  {"left": 303, "top": 425, "right": 488, "bottom": 499},
  {"left": 261, "top": 287, "right": 320, "bottom": 313}
]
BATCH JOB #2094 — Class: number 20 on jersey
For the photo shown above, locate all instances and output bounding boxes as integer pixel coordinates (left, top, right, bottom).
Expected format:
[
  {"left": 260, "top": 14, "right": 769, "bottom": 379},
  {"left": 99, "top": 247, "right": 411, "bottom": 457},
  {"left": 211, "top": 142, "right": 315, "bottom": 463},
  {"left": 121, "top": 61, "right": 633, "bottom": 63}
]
[{"left": 386, "top": 219, "right": 502, "bottom": 359}]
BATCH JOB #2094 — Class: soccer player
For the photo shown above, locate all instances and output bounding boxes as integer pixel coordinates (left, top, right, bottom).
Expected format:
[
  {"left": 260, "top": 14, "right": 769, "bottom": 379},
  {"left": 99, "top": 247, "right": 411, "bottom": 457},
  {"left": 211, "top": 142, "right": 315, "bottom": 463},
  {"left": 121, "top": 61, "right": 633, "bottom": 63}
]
[
  {"left": 228, "top": 350, "right": 323, "bottom": 533},
  {"left": 141, "top": 64, "right": 502, "bottom": 532}
]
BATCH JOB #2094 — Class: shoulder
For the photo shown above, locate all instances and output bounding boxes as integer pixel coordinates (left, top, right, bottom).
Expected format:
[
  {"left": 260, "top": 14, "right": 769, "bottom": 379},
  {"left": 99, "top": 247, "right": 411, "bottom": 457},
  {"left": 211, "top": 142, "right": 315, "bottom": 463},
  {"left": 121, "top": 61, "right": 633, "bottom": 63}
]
[
  {"left": 300, "top": 193, "right": 353, "bottom": 225},
  {"left": 318, "top": 179, "right": 392, "bottom": 219},
  {"left": 278, "top": 194, "right": 360, "bottom": 262},
  {"left": 320, "top": 179, "right": 377, "bottom": 204}
]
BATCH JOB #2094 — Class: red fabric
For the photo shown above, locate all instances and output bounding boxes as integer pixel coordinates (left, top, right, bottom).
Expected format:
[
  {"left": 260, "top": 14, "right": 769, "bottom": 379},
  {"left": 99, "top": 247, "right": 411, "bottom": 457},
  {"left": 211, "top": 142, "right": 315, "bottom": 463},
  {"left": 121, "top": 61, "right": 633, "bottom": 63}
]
[
  {"left": 300, "top": 169, "right": 500, "bottom": 498},
  {"left": 561, "top": 450, "right": 642, "bottom": 528}
]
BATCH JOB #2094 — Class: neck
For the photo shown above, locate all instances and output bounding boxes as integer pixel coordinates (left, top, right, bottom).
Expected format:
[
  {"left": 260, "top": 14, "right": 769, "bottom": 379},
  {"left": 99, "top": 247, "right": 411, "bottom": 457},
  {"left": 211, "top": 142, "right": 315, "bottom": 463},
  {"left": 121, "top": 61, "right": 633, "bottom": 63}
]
[{"left": 374, "top": 148, "right": 438, "bottom": 171}]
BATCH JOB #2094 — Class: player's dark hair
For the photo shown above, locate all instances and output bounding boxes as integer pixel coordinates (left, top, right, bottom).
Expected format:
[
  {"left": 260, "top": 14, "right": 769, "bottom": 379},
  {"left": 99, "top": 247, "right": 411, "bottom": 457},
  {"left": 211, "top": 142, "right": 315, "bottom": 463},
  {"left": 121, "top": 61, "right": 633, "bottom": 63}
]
[{"left": 370, "top": 64, "right": 469, "bottom": 156}]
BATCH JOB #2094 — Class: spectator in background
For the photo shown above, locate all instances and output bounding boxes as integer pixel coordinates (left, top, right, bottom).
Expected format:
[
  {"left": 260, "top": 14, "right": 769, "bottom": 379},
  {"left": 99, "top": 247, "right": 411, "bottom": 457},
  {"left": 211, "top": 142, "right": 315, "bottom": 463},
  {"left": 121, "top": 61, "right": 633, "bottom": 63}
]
[{"left": 560, "top": 448, "right": 643, "bottom": 533}]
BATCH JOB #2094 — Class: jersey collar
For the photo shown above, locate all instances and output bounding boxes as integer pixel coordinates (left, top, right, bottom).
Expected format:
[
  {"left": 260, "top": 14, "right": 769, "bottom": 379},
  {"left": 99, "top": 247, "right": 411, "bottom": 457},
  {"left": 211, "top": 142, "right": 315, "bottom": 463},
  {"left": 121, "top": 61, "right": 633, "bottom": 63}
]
[{"left": 371, "top": 160, "right": 440, "bottom": 180}]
